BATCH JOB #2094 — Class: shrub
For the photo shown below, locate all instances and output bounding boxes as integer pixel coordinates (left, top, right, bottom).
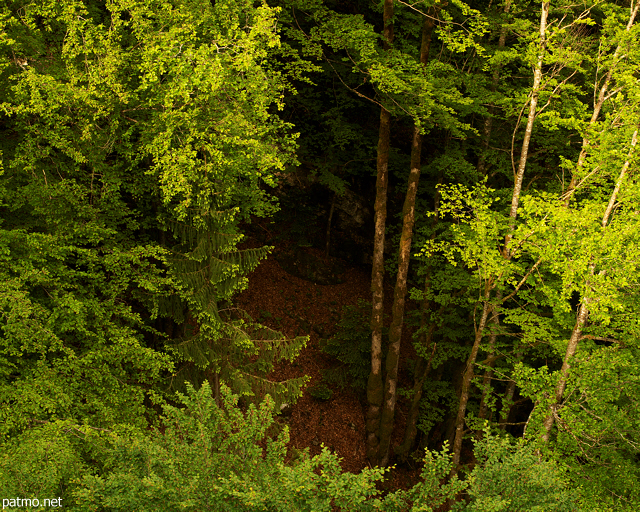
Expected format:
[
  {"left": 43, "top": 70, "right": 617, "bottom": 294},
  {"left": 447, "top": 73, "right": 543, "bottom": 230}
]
[{"left": 73, "top": 382, "right": 397, "bottom": 512}]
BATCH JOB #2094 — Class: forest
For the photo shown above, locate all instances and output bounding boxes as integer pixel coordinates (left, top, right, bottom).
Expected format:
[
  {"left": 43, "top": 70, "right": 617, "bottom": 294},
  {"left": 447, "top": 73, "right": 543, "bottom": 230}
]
[{"left": 0, "top": 0, "right": 639, "bottom": 510}]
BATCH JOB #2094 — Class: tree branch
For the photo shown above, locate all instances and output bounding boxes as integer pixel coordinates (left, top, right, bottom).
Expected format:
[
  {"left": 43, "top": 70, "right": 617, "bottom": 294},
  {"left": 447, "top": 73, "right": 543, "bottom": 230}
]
[{"left": 501, "top": 256, "right": 543, "bottom": 303}]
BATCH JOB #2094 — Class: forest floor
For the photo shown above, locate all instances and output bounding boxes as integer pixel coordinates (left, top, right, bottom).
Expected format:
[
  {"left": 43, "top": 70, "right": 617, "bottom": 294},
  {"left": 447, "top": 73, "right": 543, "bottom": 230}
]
[{"left": 235, "top": 237, "right": 425, "bottom": 492}]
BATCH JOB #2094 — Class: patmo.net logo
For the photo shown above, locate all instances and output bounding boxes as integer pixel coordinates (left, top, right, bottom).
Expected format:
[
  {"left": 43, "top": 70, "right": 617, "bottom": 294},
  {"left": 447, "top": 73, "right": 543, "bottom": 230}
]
[{"left": 2, "top": 497, "right": 62, "bottom": 510}]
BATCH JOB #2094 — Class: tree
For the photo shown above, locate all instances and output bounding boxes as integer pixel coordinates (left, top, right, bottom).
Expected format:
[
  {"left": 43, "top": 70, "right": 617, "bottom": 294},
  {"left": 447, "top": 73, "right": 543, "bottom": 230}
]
[
  {"left": 444, "top": 0, "right": 605, "bottom": 472},
  {"left": 0, "top": 0, "right": 310, "bottom": 495},
  {"left": 366, "top": 0, "right": 395, "bottom": 465},
  {"left": 163, "top": 210, "right": 309, "bottom": 409},
  {"left": 418, "top": 1, "right": 640, "bottom": 504},
  {"left": 377, "top": 13, "right": 435, "bottom": 468},
  {"left": 73, "top": 383, "right": 392, "bottom": 512}
]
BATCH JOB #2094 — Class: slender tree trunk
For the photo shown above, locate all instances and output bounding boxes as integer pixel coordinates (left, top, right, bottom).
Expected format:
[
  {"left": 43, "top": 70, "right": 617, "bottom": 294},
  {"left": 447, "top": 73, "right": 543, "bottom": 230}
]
[
  {"left": 507, "top": 1, "right": 548, "bottom": 206},
  {"left": 450, "top": 3, "right": 550, "bottom": 473},
  {"left": 504, "top": 1, "right": 549, "bottom": 253},
  {"left": 367, "top": 105, "right": 391, "bottom": 463},
  {"left": 601, "top": 126, "right": 637, "bottom": 228},
  {"left": 366, "top": 0, "right": 394, "bottom": 464},
  {"left": 478, "top": 301, "right": 501, "bottom": 420},
  {"left": 397, "top": 170, "right": 443, "bottom": 462},
  {"left": 325, "top": 192, "right": 336, "bottom": 258},
  {"left": 564, "top": 2, "right": 639, "bottom": 202},
  {"left": 499, "top": 378, "right": 518, "bottom": 430},
  {"left": 451, "top": 286, "right": 493, "bottom": 474},
  {"left": 395, "top": 267, "right": 439, "bottom": 462},
  {"left": 541, "top": 125, "right": 638, "bottom": 442},
  {"left": 396, "top": 338, "right": 437, "bottom": 462},
  {"left": 541, "top": 303, "right": 589, "bottom": 441},
  {"left": 376, "top": 119, "right": 420, "bottom": 466},
  {"left": 377, "top": 15, "right": 434, "bottom": 467}
]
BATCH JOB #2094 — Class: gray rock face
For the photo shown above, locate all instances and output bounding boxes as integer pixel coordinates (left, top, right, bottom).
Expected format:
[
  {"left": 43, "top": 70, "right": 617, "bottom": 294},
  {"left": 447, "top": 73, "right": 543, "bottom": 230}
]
[
  {"left": 335, "top": 188, "right": 369, "bottom": 226},
  {"left": 261, "top": 171, "right": 375, "bottom": 267},
  {"left": 332, "top": 189, "right": 373, "bottom": 265}
]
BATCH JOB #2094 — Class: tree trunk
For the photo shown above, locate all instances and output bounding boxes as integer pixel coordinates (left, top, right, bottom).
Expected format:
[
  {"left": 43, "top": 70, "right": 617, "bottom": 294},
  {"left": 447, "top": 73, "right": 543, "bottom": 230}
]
[
  {"left": 478, "top": 303, "right": 500, "bottom": 420},
  {"left": 397, "top": 167, "right": 443, "bottom": 462},
  {"left": 541, "top": 302, "right": 589, "bottom": 442},
  {"left": 396, "top": 339, "right": 437, "bottom": 462},
  {"left": 325, "top": 192, "right": 336, "bottom": 258},
  {"left": 376, "top": 118, "right": 420, "bottom": 466},
  {"left": 451, "top": 288, "right": 493, "bottom": 474},
  {"left": 377, "top": 15, "right": 434, "bottom": 468},
  {"left": 564, "top": 2, "right": 639, "bottom": 202},
  {"left": 366, "top": 0, "right": 394, "bottom": 464},
  {"left": 395, "top": 266, "right": 440, "bottom": 462},
  {"left": 367, "top": 105, "right": 391, "bottom": 463},
  {"left": 504, "top": 0, "right": 549, "bottom": 254},
  {"left": 541, "top": 125, "right": 638, "bottom": 442},
  {"left": 450, "top": 2, "right": 550, "bottom": 474}
]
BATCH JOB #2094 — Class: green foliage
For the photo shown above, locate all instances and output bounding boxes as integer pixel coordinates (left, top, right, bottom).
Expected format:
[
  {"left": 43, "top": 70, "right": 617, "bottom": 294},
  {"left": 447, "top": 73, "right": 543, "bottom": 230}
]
[
  {"left": 0, "top": 385, "right": 587, "bottom": 511},
  {"left": 400, "top": 432, "right": 579, "bottom": 512},
  {"left": 74, "top": 382, "right": 394, "bottom": 512},
  {"left": 321, "top": 300, "right": 382, "bottom": 391},
  {"left": 0, "top": 420, "right": 86, "bottom": 498},
  {"left": 74, "top": 382, "right": 288, "bottom": 511},
  {"left": 0, "top": 223, "right": 173, "bottom": 440},
  {"left": 308, "top": 383, "right": 333, "bottom": 401},
  {"left": 415, "top": 380, "right": 460, "bottom": 438},
  {"left": 406, "top": 443, "right": 468, "bottom": 512},
  {"left": 301, "top": 2, "right": 484, "bottom": 132},
  {"left": 161, "top": 210, "right": 310, "bottom": 410},
  {"left": 1, "top": 0, "right": 640, "bottom": 507},
  {"left": 0, "top": 0, "right": 310, "bottom": 497},
  {"left": 421, "top": 19, "right": 640, "bottom": 502},
  {"left": 459, "top": 432, "right": 579, "bottom": 512}
]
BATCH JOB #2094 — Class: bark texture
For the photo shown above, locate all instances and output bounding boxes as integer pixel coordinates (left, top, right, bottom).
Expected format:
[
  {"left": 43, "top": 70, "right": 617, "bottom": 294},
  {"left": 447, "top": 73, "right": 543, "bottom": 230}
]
[
  {"left": 376, "top": 16, "right": 433, "bottom": 467},
  {"left": 451, "top": 290, "right": 492, "bottom": 474},
  {"left": 397, "top": 175, "right": 443, "bottom": 461},
  {"left": 367, "top": 105, "right": 391, "bottom": 462},
  {"left": 376, "top": 118, "right": 420, "bottom": 466},
  {"left": 366, "top": 0, "right": 394, "bottom": 464}
]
